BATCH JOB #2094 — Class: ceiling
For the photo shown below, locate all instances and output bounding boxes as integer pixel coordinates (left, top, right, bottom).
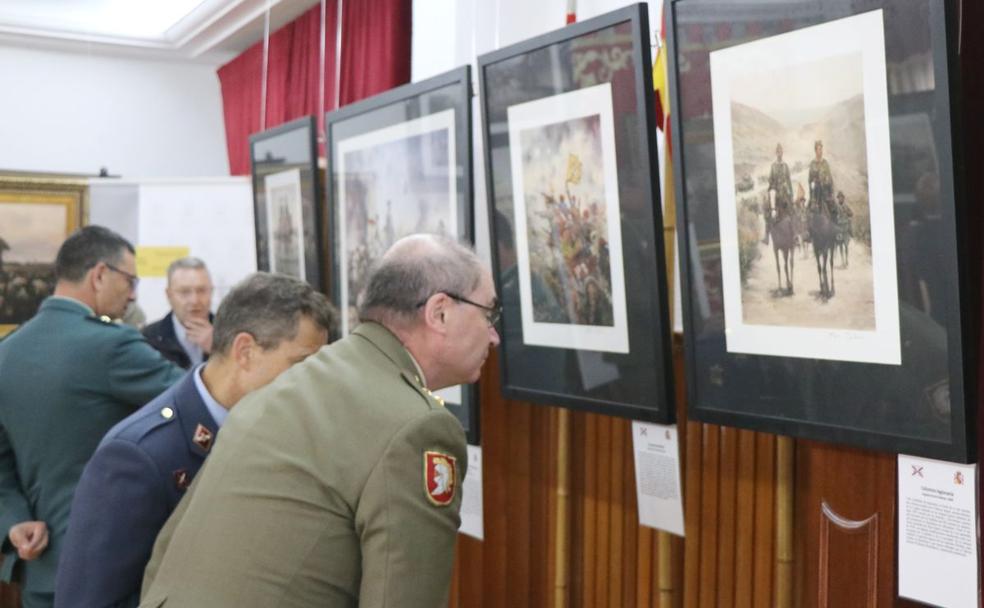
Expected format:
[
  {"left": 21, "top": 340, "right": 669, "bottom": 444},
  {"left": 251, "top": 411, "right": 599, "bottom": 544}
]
[{"left": 0, "top": 0, "right": 321, "bottom": 64}]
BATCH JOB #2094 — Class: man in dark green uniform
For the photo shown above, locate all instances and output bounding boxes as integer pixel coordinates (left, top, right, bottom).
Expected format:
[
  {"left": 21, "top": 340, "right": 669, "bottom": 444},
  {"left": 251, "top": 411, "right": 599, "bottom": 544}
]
[
  {"left": 141, "top": 234, "right": 500, "bottom": 607},
  {"left": 0, "top": 225, "right": 183, "bottom": 608}
]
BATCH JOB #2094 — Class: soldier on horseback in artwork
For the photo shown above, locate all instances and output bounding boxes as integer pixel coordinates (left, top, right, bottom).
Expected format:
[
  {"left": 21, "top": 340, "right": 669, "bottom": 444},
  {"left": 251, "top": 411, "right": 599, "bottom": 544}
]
[
  {"left": 835, "top": 190, "right": 854, "bottom": 268},
  {"left": 765, "top": 143, "right": 796, "bottom": 295},
  {"left": 808, "top": 140, "right": 838, "bottom": 299},
  {"left": 762, "top": 143, "right": 793, "bottom": 246},
  {"left": 808, "top": 140, "right": 836, "bottom": 218}
]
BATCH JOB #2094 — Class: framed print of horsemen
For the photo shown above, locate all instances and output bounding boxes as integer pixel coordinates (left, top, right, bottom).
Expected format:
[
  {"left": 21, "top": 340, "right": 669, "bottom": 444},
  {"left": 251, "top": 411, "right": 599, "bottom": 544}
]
[{"left": 669, "top": 0, "right": 975, "bottom": 461}]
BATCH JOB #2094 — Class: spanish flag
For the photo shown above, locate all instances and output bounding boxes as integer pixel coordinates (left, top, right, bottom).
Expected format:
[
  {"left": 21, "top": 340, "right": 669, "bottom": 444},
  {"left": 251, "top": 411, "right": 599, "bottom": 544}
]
[{"left": 653, "top": 1, "right": 677, "bottom": 326}]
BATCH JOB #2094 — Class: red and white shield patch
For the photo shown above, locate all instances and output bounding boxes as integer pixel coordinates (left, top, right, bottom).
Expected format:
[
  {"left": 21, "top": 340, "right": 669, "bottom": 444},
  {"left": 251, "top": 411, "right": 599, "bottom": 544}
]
[
  {"left": 193, "top": 423, "right": 213, "bottom": 451},
  {"left": 424, "top": 451, "right": 457, "bottom": 507}
]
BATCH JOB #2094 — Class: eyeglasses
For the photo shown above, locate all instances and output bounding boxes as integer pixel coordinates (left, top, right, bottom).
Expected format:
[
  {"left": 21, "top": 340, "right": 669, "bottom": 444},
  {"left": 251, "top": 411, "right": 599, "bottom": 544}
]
[
  {"left": 417, "top": 292, "right": 501, "bottom": 327},
  {"left": 105, "top": 263, "right": 140, "bottom": 289},
  {"left": 447, "top": 293, "right": 501, "bottom": 327}
]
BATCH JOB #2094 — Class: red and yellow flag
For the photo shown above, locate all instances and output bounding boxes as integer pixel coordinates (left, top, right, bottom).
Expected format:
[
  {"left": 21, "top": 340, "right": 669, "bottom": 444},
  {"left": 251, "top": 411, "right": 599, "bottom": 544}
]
[{"left": 653, "top": 1, "right": 677, "bottom": 326}]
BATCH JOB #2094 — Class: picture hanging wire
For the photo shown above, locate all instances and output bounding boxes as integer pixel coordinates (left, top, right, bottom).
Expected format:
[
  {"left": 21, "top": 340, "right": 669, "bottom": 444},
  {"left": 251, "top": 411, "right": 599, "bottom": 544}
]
[
  {"left": 334, "top": 0, "right": 344, "bottom": 112},
  {"left": 259, "top": 0, "right": 272, "bottom": 131},
  {"left": 317, "top": 0, "right": 327, "bottom": 143}
]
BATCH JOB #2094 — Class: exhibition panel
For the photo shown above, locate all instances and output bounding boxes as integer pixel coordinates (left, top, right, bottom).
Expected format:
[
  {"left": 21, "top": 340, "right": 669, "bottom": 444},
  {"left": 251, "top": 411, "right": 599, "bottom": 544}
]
[
  {"left": 325, "top": 67, "right": 479, "bottom": 443},
  {"left": 669, "top": 0, "right": 974, "bottom": 461},
  {"left": 249, "top": 116, "right": 325, "bottom": 289},
  {"left": 479, "top": 4, "right": 676, "bottom": 422}
]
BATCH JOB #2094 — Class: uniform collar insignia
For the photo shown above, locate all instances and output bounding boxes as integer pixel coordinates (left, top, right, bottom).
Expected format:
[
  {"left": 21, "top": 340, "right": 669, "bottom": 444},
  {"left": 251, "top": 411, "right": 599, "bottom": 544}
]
[{"left": 193, "top": 423, "right": 213, "bottom": 451}]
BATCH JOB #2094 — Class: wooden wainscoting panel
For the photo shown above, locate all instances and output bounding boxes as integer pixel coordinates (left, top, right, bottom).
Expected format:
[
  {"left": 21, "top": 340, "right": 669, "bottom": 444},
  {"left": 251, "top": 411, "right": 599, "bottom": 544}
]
[
  {"left": 682, "top": 417, "right": 704, "bottom": 608},
  {"left": 607, "top": 418, "right": 627, "bottom": 608},
  {"left": 733, "top": 429, "right": 758, "bottom": 608},
  {"left": 795, "top": 440, "right": 896, "bottom": 608},
  {"left": 817, "top": 501, "right": 878, "bottom": 608},
  {"left": 752, "top": 432, "right": 776, "bottom": 608},
  {"left": 697, "top": 424, "right": 721, "bottom": 608},
  {"left": 715, "top": 425, "right": 738, "bottom": 607}
]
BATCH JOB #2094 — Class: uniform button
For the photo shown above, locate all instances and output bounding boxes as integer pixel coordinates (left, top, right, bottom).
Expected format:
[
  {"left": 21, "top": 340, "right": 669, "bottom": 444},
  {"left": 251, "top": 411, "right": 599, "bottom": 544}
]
[
  {"left": 99, "top": 315, "right": 112, "bottom": 323},
  {"left": 161, "top": 407, "right": 174, "bottom": 419}
]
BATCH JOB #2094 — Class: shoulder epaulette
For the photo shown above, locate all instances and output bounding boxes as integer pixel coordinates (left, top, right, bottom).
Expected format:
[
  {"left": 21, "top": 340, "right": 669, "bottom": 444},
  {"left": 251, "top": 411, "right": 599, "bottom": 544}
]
[{"left": 85, "top": 314, "right": 122, "bottom": 327}]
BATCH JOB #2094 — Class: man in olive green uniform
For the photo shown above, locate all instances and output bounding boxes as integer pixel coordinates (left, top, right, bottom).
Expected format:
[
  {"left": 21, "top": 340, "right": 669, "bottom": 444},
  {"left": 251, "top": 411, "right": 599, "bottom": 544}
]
[
  {"left": 0, "top": 226, "right": 183, "bottom": 608},
  {"left": 141, "top": 234, "right": 500, "bottom": 607}
]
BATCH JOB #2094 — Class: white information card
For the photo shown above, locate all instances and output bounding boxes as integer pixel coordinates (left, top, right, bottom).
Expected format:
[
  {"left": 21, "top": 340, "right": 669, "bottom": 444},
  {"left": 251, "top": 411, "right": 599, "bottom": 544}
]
[
  {"left": 897, "top": 454, "right": 979, "bottom": 608},
  {"left": 631, "top": 422, "right": 685, "bottom": 536},
  {"left": 459, "top": 444, "right": 484, "bottom": 540}
]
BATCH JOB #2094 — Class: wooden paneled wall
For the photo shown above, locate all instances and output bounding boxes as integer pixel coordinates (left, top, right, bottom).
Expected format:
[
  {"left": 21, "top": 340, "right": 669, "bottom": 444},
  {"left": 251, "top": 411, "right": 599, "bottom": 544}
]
[{"left": 449, "top": 340, "right": 794, "bottom": 608}]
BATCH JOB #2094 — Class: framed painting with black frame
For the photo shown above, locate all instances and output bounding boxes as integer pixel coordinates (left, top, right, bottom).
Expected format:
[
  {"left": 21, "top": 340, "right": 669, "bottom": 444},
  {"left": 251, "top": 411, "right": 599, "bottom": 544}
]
[
  {"left": 0, "top": 176, "right": 87, "bottom": 338},
  {"left": 250, "top": 115, "right": 324, "bottom": 289},
  {"left": 669, "top": 0, "right": 975, "bottom": 461},
  {"left": 324, "top": 66, "right": 480, "bottom": 443},
  {"left": 478, "top": 3, "right": 675, "bottom": 422}
]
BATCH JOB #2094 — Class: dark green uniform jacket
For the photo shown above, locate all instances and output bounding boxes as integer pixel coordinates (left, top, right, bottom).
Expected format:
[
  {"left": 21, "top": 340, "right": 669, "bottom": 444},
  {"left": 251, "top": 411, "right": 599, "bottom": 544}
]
[{"left": 0, "top": 297, "right": 183, "bottom": 596}]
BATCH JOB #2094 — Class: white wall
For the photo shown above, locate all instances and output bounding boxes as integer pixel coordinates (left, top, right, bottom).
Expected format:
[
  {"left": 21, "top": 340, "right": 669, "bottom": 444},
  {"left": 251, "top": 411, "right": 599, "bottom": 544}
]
[
  {"left": 90, "top": 177, "right": 256, "bottom": 321},
  {"left": 0, "top": 45, "right": 229, "bottom": 178},
  {"left": 412, "top": 0, "right": 679, "bottom": 326},
  {"left": 412, "top": 1, "right": 663, "bottom": 262}
]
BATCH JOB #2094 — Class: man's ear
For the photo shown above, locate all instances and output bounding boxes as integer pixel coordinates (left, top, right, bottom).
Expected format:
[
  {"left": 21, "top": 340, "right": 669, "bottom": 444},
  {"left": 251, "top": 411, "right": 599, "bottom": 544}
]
[
  {"left": 231, "top": 332, "right": 258, "bottom": 369},
  {"left": 421, "top": 293, "right": 451, "bottom": 334},
  {"left": 88, "top": 262, "right": 108, "bottom": 292}
]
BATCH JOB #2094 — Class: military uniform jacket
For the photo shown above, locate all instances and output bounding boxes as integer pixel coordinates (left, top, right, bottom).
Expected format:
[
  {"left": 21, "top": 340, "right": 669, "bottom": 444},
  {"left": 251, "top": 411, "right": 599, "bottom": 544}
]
[
  {"left": 55, "top": 367, "right": 218, "bottom": 608},
  {"left": 140, "top": 322, "right": 468, "bottom": 608},
  {"left": 142, "top": 312, "right": 213, "bottom": 370},
  {"left": 0, "top": 297, "right": 183, "bottom": 594}
]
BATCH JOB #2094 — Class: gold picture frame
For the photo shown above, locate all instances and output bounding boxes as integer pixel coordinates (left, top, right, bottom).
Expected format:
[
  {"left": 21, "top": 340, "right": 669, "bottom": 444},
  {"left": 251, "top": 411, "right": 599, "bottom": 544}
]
[{"left": 0, "top": 176, "right": 88, "bottom": 337}]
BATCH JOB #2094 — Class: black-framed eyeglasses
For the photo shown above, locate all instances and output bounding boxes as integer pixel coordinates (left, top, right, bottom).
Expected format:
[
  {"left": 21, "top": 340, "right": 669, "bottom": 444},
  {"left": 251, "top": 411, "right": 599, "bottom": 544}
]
[
  {"left": 417, "top": 292, "right": 501, "bottom": 327},
  {"left": 105, "top": 263, "right": 140, "bottom": 289}
]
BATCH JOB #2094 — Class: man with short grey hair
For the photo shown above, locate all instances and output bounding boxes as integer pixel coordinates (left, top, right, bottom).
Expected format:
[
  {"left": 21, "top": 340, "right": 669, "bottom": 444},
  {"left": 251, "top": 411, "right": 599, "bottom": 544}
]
[
  {"left": 56, "top": 272, "right": 337, "bottom": 608},
  {"left": 142, "top": 257, "right": 215, "bottom": 369},
  {"left": 140, "top": 234, "right": 500, "bottom": 608}
]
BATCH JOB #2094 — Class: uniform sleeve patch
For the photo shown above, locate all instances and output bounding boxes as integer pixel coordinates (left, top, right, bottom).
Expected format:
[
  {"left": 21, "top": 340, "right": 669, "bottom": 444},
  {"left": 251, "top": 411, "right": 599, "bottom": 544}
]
[{"left": 423, "top": 451, "right": 457, "bottom": 507}]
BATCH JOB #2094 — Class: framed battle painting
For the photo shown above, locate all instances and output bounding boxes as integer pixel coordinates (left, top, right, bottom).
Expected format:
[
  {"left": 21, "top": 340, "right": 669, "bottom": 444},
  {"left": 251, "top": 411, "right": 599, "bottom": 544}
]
[
  {"left": 0, "top": 176, "right": 87, "bottom": 337},
  {"left": 250, "top": 115, "right": 324, "bottom": 289},
  {"left": 478, "top": 4, "right": 676, "bottom": 422},
  {"left": 325, "top": 66, "right": 480, "bottom": 443},
  {"left": 669, "top": 0, "right": 975, "bottom": 461}
]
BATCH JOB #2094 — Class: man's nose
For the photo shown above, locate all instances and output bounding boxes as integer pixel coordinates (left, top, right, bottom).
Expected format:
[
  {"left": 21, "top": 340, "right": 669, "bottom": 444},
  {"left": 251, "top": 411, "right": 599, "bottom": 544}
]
[{"left": 489, "top": 325, "right": 500, "bottom": 346}]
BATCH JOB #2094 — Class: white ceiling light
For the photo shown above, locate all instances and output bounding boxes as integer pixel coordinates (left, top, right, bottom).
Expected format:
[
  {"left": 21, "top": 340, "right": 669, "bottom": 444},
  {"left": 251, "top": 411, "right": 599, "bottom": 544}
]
[{"left": 0, "top": 0, "right": 319, "bottom": 63}]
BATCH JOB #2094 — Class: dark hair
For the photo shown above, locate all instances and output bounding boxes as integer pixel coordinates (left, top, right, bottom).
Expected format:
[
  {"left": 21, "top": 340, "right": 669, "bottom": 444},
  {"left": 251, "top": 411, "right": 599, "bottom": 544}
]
[
  {"left": 357, "top": 234, "right": 483, "bottom": 328},
  {"left": 211, "top": 272, "right": 338, "bottom": 355},
  {"left": 55, "top": 225, "right": 134, "bottom": 282}
]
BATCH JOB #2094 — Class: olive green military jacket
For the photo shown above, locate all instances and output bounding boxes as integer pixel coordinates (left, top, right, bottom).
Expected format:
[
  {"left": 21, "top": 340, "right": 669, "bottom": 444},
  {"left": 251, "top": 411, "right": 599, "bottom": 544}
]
[
  {"left": 0, "top": 297, "right": 184, "bottom": 594},
  {"left": 140, "top": 322, "right": 468, "bottom": 608}
]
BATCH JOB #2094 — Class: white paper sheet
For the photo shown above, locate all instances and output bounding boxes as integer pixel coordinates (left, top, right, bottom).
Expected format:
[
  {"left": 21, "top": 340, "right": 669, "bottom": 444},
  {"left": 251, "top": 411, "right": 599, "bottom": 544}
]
[
  {"left": 459, "top": 444, "right": 484, "bottom": 540},
  {"left": 898, "top": 454, "right": 979, "bottom": 608},
  {"left": 632, "top": 422, "right": 685, "bottom": 536}
]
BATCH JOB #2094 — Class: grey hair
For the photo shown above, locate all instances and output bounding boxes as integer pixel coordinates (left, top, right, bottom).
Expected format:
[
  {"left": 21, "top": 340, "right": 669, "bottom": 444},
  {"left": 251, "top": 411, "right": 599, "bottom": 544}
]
[
  {"left": 166, "top": 257, "right": 209, "bottom": 284},
  {"left": 211, "top": 272, "right": 338, "bottom": 355},
  {"left": 357, "top": 234, "right": 483, "bottom": 328}
]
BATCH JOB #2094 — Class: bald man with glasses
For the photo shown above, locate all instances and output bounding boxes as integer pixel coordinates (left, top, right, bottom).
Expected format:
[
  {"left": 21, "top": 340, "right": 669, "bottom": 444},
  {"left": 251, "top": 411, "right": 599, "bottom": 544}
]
[{"left": 141, "top": 234, "right": 499, "bottom": 608}]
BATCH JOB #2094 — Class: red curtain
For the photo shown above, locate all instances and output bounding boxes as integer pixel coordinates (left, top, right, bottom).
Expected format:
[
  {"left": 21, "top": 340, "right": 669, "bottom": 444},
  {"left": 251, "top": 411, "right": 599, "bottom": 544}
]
[{"left": 218, "top": 0, "right": 411, "bottom": 175}]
